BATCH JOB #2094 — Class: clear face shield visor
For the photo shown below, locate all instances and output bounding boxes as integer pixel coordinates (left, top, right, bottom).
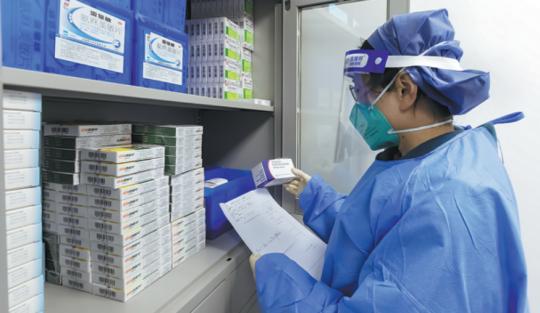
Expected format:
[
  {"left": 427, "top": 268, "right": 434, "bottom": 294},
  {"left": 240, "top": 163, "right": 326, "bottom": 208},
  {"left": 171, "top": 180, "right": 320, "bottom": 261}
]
[{"left": 335, "top": 45, "right": 465, "bottom": 161}]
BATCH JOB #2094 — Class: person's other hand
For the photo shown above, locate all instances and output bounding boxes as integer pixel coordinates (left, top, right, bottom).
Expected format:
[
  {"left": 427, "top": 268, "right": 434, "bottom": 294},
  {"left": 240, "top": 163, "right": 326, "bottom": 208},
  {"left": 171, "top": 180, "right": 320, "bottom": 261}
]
[
  {"left": 284, "top": 168, "right": 312, "bottom": 199},
  {"left": 249, "top": 254, "right": 261, "bottom": 279}
]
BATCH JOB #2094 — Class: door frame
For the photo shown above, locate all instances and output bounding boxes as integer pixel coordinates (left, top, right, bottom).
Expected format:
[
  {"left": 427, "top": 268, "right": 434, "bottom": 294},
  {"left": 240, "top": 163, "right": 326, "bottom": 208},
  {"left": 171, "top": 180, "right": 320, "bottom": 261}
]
[{"left": 281, "top": 0, "right": 410, "bottom": 211}]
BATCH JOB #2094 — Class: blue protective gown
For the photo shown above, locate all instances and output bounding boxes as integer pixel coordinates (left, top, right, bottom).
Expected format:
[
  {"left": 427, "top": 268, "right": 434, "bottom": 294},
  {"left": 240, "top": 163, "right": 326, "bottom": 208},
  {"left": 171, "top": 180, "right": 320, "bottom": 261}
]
[{"left": 255, "top": 117, "right": 529, "bottom": 313}]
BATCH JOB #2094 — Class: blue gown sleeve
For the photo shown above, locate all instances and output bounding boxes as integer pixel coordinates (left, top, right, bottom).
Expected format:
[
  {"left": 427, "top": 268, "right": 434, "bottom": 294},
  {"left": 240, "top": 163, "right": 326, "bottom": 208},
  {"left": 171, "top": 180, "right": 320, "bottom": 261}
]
[{"left": 299, "top": 176, "right": 347, "bottom": 242}]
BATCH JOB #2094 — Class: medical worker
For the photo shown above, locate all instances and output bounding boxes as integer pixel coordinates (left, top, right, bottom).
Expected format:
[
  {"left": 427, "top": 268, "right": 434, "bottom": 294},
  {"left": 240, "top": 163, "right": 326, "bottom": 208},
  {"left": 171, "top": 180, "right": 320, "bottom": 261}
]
[{"left": 251, "top": 9, "right": 529, "bottom": 313}]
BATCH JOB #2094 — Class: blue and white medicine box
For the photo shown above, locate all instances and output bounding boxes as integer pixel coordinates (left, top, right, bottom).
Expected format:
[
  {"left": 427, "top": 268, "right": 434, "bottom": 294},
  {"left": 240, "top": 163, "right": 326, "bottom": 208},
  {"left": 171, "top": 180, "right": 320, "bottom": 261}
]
[
  {"left": 131, "top": 0, "right": 187, "bottom": 30},
  {"left": 44, "top": 0, "right": 133, "bottom": 84},
  {"left": 252, "top": 159, "right": 296, "bottom": 188},
  {"left": 133, "top": 14, "right": 189, "bottom": 92},
  {"left": 204, "top": 167, "right": 255, "bottom": 239},
  {"left": 1, "top": 0, "right": 46, "bottom": 71}
]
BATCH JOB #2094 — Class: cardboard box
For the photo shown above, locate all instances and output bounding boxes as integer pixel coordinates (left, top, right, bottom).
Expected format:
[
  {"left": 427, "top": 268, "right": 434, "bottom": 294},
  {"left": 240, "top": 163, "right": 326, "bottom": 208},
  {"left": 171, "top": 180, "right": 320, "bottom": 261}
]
[
  {"left": 5, "top": 167, "right": 40, "bottom": 190},
  {"left": 3, "top": 90, "right": 42, "bottom": 112},
  {"left": 92, "top": 260, "right": 142, "bottom": 281},
  {"left": 132, "top": 133, "right": 202, "bottom": 148},
  {"left": 5, "top": 149, "right": 39, "bottom": 170},
  {"left": 59, "top": 244, "right": 91, "bottom": 260},
  {"left": 8, "top": 293, "right": 43, "bottom": 313},
  {"left": 51, "top": 202, "right": 88, "bottom": 218},
  {"left": 165, "top": 159, "right": 203, "bottom": 176},
  {"left": 169, "top": 167, "right": 204, "bottom": 186},
  {"left": 81, "top": 144, "right": 165, "bottom": 163},
  {"left": 61, "top": 267, "right": 92, "bottom": 283},
  {"left": 43, "top": 147, "right": 79, "bottom": 161},
  {"left": 44, "top": 134, "right": 132, "bottom": 149},
  {"left": 45, "top": 190, "right": 89, "bottom": 206},
  {"left": 5, "top": 186, "right": 41, "bottom": 211},
  {"left": 4, "top": 130, "right": 40, "bottom": 150},
  {"left": 7, "top": 242, "right": 43, "bottom": 270},
  {"left": 63, "top": 277, "right": 93, "bottom": 293},
  {"left": 7, "top": 258, "right": 43, "bottom": 289},
  {"left": 60, "top": 235, "right": 90, "bottom": 249},
  {"left": 57, "top": 225, "right": 89, "bottom": 240},
  {"left": 156, "top": 176, "right": 169, "bottom": 188},
  {"left": 92, "top": 279, "right": 144, "bottom": 302},
  {"left": 43, "top": 182, "right": 87, "bottom": 194},
  {"left": 92, "top": 249, "right": 143, "bottom": 269},
  {"left": 90, "top": 227, "right": 143, "bottom": 246},
  {"left": 133, "top": 124, "right": 203, "bottom": 137},
  {"left": 57, "top": 214, "right": 89, "bottom": 228},
  {"left": 60, "top": 255, "right": 91, "bottom": 272},
  {"left": 88, "top": 216, "right": 141, "bottom": 235},
  {"left": 85, "top": 178, "right": 159, "bottom": 200},
  {"left": 81, "top": 157, "right": 165, "bottom": 176},
  {"left": 163, "top": 145, "right": 202, "bottom": 158},
  {"left": 170, "top": 180, "right": 204, "bottom": 197},
  {"left": 3, "top": 110, "right": 40, "bottom": 130},
  {"left": 87, "top": 190, "right": 158, "bottom": 211},
  {"left": 252, "top": 158, "right": 296, "bottom": 188},
  {"left": 43, "top": 123, "right": 132, "bottom": 137},
  {"left": 43, "top": 159, "right": 80, "bottom": 173},
  {"left": 8, "top": 275, "right": 43, "bottom": 309},
  {"left": 6, "top": 223, "right": 42, "bottom": 250},
  {"left": 81, "top": 168, "right": 164, "bottom": 189},
  {"left": 92, "top": 270, "right": 143, "bottom": 291},
  {"left": 6, "top": 205, "right": 41, "bottom": 231},
  {"left": 42, "top": 171, "right": 80, "bottom": 185},
  {"left": 90, "top": 239, "right": 143, "bottom": 259},
  {"left": 87, "top": 205, "right": 142, "bottom": 224}
]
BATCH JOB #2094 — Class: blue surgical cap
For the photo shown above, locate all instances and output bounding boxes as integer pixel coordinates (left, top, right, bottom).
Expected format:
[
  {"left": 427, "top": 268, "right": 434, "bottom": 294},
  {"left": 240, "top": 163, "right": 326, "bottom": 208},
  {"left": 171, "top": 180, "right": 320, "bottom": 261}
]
[{"left": 367, "top": 9, "right": 490, "bottom": 115}]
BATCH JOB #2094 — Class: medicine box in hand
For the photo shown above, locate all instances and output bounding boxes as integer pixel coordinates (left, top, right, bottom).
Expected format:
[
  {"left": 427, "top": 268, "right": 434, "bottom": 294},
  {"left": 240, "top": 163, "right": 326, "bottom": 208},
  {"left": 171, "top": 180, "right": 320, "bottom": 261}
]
[{"left": 252, "top": 159, "right": 296, "bottom": 188}]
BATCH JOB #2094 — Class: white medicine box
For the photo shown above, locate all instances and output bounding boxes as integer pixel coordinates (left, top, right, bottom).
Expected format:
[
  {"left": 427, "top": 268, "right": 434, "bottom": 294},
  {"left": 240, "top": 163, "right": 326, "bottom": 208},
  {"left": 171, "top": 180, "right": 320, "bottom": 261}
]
[{"left": 252, "top": 159, "right": 296, "bottom": 188}]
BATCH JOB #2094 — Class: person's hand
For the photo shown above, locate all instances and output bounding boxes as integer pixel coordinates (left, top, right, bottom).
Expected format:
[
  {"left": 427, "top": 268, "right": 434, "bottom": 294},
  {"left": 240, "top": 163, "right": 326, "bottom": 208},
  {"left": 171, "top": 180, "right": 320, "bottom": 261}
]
[
  {"left": 284, "top": 168, "right": 312, "bottom": 199},
  {"left": 249, "top": 254, "right": 261, "bottom": 279}
]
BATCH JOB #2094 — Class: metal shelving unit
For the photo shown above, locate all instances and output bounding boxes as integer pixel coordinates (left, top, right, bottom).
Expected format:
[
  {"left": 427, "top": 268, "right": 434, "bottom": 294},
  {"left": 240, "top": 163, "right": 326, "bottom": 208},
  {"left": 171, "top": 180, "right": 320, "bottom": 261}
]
[
  {"left": 44, "top": 231, "right": 251, "bottom": 313},
  {"left": 0, "top": 0, "right": 281, "bottom": 311},
  {"left": 2, "top": 68, "right": 274, "bottom": 113}
]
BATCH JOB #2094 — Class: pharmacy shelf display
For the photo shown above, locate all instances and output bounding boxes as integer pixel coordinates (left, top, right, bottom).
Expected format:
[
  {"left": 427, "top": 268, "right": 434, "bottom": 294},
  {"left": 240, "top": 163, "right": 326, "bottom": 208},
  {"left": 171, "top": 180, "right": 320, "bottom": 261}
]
[{"left": 2, "top": 67, "right": 274, "bottom": 113}]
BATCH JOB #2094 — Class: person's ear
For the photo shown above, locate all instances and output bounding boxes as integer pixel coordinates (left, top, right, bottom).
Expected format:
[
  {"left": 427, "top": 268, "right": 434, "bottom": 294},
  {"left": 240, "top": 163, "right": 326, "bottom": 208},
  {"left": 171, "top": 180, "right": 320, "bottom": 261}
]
[{"left": 394, "top": 73, "right": 418, "bottom": 111}]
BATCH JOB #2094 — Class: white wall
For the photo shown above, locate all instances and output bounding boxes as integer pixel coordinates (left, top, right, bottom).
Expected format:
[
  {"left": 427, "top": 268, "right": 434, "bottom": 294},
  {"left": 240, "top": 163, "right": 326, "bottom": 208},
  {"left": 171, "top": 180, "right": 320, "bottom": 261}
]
[{"left": 409, "top": 1, "right": 540, "bottom": 311}]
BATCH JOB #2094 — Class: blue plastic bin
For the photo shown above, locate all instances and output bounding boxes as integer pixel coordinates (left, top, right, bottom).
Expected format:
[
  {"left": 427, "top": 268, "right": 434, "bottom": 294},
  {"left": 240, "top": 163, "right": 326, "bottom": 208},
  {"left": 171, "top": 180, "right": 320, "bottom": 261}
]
[
  {"left": 204, "top": 167, "right": 256, "bottom": 239},
  {"left": 1, "top": 0, "right": 46, "bottom": 71},
  {"left": 132, "top": 0, "right": 187, "bottom": 30},
  {"left": 133, "top": 14, "right": 189, "bottom": 92},
  {"left": 44, "top": 0, "right": 133, "bottom": 84}
]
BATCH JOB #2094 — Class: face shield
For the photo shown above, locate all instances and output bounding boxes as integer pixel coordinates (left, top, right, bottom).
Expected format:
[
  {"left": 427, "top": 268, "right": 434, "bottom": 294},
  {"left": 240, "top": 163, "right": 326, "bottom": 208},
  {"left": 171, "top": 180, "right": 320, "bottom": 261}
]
[{"left": 335, "top": 44, "right": 465, "bottom": 161}]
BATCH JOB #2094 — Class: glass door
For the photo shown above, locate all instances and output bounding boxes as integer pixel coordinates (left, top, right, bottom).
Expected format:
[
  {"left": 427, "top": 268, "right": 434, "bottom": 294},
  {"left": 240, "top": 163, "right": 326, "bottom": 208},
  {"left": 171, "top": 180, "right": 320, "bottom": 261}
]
[{"left": 299, "top": 1, "right": 387, "bottom": 193}]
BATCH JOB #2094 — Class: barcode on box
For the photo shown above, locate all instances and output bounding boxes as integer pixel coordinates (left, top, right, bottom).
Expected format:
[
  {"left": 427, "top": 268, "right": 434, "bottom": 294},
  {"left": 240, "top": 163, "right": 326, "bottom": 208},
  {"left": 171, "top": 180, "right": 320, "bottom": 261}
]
[
  {"left": 94, "top": 211, "right": 112, "bottom": 220},
  {"left": 92, "top": 187, "right": 112, "bottom": 196},
  {"left": 51, "top": 127, "right": 69, "bottom": 134},
  {"left": 97, "top": 243, "right": 114, "bottom": 254},
  {"left": 88, "top": 152, "right": 107, "bottom": 160},
  {"left": 98, "top": 254, "right": 114, "bottom": 263},
  {"left": 68, "top": 280, "right": 84, "bottom": 290},
  {"left": 94, "top": 199, "right": 112, "bottom": 207},
  {"left": 65, "top": 248, "right": 80, "bottom": 258},
  {"left": 65, "top": 237, "right": 83, "bottom": 246},
  {"left": 67, "top": 269, "right": 82, "bottom": 279},
  {"left": 97, "top": 233, "right": 115, "bottom": 242},
  {"left": 99, "top": 276, "right": 116, "bottom": 287},
  {"left": 87, "top": 176, "right": 106, "bottom": 185},
  {"left": 65, "top": 259, "right": 81, "bottom": 269},
  {"left": 62, "top": 216, "right": 80, "bottom": 225},
  {"left": 60, "top": 205, "right": 81, "bottom": 215},
  {"left": 98, "top": 288, "right": 116, "bottom": 298},
  {"left": 62, "top": 195, "right": 79, "bottom": 202},
  {"left": 98, "top": 264, "right": 116, "bottom": 276},
  {"left": 64, "top": 228, "right": 81, "bottom": 236},
  {"left": 94, "top": 222, "right": 112, "bottom": 232}
]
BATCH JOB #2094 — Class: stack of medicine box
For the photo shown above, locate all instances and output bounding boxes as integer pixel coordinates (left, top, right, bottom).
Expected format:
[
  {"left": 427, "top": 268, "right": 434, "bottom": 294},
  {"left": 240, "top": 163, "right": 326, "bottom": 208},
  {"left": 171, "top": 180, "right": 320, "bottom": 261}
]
[
  {"left": 41, "top": 123, "right": 132, "bottom": 287},
  {"left": 42, "top": 123, "right": 132, "bottom": 185},
  {"left": 3, "top": 90, "right": 44, "bottom": 312},
  {"left": 132, "top": 124, "right": 203, "bottom": 177},
  {"left": 189, "top": 0, "right": 254, "bottom": 100},
  {"left": 49, "top": 144, "right": 171, "bottom": 302},
  {"left": 186, "top": 18, "right": 243, "bottom": 100}
]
